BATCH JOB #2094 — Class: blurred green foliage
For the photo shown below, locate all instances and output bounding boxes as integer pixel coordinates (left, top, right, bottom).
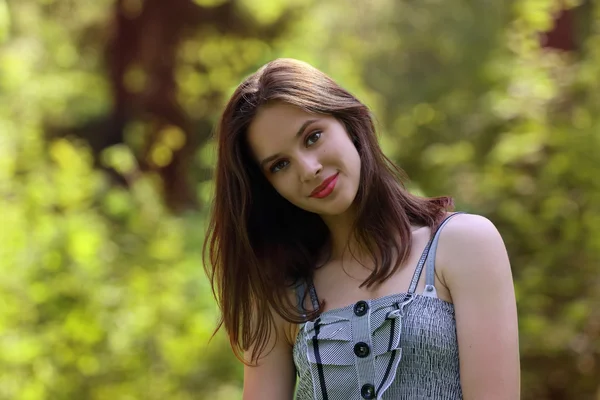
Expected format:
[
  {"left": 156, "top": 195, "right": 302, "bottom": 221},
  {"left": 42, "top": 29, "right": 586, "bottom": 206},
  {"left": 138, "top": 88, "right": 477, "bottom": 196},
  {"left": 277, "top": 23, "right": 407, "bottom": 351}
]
[{"left": 0, "top": 0, "right": 598, "bottom": 399}]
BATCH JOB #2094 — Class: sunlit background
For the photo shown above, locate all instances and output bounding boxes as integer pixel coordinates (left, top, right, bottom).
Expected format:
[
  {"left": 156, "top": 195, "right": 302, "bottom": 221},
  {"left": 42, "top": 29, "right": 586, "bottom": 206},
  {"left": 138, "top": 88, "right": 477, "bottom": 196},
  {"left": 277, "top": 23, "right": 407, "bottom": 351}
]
[{"left": 1, "top": 0, "right": 599, "bottom": 399}]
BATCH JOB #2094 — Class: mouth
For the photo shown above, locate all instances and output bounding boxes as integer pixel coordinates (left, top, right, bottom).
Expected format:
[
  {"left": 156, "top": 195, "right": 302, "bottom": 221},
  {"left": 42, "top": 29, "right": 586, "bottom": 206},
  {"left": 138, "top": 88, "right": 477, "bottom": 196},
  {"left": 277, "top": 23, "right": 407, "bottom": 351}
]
[{"left": 309, "top": 172, "right": 339, "bottom": 198}]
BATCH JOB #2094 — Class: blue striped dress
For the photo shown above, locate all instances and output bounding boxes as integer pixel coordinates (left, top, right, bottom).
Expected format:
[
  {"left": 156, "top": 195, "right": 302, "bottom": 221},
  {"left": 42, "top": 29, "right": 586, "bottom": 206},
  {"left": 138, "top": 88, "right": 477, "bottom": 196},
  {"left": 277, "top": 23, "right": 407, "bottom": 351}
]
[{"left": 293, "top": 213, "right": 464, "bottom": 399}]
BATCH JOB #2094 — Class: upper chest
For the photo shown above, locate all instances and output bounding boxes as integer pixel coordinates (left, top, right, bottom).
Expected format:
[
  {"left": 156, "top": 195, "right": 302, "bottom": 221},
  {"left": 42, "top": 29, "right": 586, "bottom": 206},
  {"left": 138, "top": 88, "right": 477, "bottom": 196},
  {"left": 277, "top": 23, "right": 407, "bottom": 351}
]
[{"left": 307, "top": 230, "right": 454, "bottom": 313}]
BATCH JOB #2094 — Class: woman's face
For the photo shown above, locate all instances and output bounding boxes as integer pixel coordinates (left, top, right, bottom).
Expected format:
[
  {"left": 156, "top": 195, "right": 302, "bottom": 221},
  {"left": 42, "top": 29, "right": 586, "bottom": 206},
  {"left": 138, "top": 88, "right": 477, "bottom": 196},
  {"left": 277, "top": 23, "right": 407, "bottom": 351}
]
[{"left": 247, "top": 102, "right": 361, "bottom": 217}]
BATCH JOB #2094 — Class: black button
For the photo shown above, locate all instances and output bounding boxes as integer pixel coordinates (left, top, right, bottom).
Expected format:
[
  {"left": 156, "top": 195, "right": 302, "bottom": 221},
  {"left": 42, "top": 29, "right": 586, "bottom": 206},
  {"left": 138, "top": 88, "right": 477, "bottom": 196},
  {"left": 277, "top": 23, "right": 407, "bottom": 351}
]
[
  {"left": 354, "top": 342, "right": 370, "bottom": 358},
  {"left": 353, "top": 300, "right": 369, "bottom": 316},
  {"left": 361, "top": 383, "right": 376, "bottom": 399}
]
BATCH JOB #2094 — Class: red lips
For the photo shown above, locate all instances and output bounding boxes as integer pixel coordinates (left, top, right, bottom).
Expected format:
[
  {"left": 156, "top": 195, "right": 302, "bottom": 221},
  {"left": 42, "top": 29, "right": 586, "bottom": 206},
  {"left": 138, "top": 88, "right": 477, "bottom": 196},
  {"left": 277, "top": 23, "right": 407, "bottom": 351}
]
[{"left": 310, "top": 173, "right": 339, "bottom": 198}]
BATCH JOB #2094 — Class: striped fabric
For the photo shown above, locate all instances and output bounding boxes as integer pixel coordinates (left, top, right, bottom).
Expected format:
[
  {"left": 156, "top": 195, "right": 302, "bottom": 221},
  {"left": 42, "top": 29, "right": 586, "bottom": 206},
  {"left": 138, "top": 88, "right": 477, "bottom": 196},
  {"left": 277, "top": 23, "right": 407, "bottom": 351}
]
[{"left": 293, "top": 213, "right": 464, "bottom": 399}]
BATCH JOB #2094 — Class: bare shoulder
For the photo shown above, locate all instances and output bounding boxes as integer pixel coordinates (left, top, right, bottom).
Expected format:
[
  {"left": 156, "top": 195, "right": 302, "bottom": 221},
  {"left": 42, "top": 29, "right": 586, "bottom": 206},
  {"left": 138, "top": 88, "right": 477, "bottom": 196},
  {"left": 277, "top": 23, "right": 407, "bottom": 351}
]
[
  {"left": 437, "top": 213, "right": 508, "bottom": 275},
  {"left": 282, "top": 286, "right": 302, "bottom": 346},
  {"left": 243, "top": 292, "right": 297, "bottom": 400},
  {"left": 442, "top": 212, "right": 504, "bottom": 243},
  {"left": 435, "top": 213, "right": 520, "bottom": 397}
]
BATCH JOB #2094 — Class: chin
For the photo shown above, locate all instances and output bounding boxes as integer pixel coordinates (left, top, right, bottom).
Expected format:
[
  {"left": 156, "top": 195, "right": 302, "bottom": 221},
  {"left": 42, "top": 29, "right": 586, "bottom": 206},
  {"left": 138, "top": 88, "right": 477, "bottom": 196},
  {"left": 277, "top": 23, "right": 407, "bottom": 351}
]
[{"left": 317, "top": 198, "right": 355, "bottom": 217}]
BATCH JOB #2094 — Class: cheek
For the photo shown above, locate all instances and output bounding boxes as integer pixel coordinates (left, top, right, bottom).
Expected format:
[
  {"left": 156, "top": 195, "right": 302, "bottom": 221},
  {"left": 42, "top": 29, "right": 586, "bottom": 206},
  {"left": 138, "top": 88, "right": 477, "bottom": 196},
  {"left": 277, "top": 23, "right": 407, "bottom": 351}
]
[
  {"left": 344, "top": 149, "right": 362, "bottom": 189},
  {"left": 339, "top": 142, "right": 361, "bottom": 172},
  {"left": 269, "top": 177, "right": 300, "bottom": 203}
]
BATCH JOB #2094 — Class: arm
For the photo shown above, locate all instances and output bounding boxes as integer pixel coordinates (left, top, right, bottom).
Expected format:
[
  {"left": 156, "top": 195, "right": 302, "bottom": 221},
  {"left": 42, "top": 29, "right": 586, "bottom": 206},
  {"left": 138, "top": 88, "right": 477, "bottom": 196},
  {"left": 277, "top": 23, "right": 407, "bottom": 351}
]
[
  {"left": 438, "top": 214, "right": 520, "bottom": 399},
  {"left": 243, "top": 310, "right": 296, "bottom": 400}
]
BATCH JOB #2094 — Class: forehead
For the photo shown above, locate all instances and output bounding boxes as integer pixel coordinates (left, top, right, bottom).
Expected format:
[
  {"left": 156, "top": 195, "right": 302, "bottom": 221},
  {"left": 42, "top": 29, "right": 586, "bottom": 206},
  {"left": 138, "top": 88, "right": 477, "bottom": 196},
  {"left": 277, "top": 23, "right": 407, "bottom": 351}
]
[{"left": 247, "top": 102, "right": 316, "bottom": 159}]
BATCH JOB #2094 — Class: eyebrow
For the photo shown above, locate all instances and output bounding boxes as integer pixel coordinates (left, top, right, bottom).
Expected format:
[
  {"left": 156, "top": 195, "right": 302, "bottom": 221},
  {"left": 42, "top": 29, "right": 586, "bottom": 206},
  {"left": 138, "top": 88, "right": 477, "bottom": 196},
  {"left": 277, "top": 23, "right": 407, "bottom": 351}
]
[{"left": 259, "top": 119, "right": 319, "bottom": 169}]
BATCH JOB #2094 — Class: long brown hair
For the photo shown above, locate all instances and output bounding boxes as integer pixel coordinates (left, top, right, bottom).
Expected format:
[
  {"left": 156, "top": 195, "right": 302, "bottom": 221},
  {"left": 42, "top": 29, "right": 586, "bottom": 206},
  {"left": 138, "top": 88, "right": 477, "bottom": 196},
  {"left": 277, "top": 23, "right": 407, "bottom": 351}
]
[{"left": 203, "top": 58, "right": 452, "bottom": 363}]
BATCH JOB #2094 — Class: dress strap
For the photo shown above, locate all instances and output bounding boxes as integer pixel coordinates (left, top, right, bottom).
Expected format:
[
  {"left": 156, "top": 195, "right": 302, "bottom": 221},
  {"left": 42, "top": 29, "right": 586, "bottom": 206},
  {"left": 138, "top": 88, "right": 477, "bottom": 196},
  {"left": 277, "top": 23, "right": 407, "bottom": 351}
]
[
  {"left": 295, "top": 279, "right": 320, "bottom": 315},
  {"left": 407, "top": 212, "right": 465, "bottom": 295},
  {"left": 423, "top": 212, "right": 466, "bottom": 298},
  {"left": 295, "top": 280, "right": 309, "bottom": 314},
  {"left": 306, "top": 278, "right": 320, "bottom": 311}
]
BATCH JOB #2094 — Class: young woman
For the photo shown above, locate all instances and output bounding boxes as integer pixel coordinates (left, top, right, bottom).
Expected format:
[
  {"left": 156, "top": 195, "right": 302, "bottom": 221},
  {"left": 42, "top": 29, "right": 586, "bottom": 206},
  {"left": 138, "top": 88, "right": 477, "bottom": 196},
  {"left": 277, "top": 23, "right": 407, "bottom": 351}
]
[{"left": 204, "top": 58, "right": 520, "bottom": 399}]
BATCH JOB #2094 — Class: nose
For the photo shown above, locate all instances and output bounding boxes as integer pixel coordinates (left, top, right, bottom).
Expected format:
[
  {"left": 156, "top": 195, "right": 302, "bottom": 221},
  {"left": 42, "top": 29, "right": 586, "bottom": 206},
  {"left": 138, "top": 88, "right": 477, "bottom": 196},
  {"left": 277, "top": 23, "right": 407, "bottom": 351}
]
[{"left": 298, "top": 155, "right": 322, "bottom": 183}]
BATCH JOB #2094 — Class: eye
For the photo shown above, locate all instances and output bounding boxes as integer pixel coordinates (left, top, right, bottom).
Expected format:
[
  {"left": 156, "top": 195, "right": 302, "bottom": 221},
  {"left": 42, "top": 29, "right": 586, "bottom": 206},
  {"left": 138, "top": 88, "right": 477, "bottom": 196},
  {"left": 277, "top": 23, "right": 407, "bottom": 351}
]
[
  {"left": 269, "top": 159, "right": 289, "bottom": 173},
  {"left": 305, "top": 131, "right": 322, "bottom": 146}
]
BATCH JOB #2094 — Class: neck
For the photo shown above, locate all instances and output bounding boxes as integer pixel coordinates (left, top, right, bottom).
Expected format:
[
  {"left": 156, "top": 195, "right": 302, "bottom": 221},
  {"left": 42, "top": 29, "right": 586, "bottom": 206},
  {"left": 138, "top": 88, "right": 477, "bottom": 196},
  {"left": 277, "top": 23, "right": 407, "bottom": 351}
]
[
  {"left": 320, "top": 204, "right": 364, "bottom": 261},
  {"left": 320, "top": 205, "right": 427, "bottom": 264}
]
